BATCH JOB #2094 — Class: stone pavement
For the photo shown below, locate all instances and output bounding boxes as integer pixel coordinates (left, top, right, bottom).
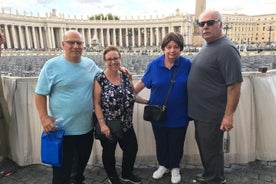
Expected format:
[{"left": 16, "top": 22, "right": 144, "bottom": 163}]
[{"left": 1, "top": 160, "right": 276, "bottom": 184}]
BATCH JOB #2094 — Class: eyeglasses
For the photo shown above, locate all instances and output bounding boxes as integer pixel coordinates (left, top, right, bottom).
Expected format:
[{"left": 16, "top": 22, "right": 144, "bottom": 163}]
[
  {"left": 64, "top": 41, "right": 84, "bottom": 46},
  {"left": 105, "top": 57, "right": 120, "bottom": 62},
  {"left": 198, "top": 20, "right": 220, "bottom": 27}
]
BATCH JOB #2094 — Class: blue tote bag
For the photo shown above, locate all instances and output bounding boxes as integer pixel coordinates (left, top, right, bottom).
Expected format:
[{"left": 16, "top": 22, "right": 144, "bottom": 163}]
[{"left": 41, "top": 129, "right": 65, "bottom": 167}]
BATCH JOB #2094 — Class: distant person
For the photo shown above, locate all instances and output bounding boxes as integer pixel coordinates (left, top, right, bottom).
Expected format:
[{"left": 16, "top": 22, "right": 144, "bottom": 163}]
[
  {"left": 94, "top": 45, "right": 147, "bottom": 184},
  {"left": 187, "top": 10, "right": 243, "bottom": 184},
  {"left": 134, "top": 32, "right": 192, "bottom": 184},
  {"left": 35, "top": 30, "right": 101, "bottom": 184}
]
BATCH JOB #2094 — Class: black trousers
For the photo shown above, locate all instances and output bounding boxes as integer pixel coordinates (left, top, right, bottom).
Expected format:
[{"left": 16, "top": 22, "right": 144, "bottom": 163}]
[
  {"left": 100, "top": 127, "right": 138, "bottom": 178},
  {"left": 70, "top": 150, "right": 84, "bottom": 184},
  {"left": 52, "top": 131, "right": 93, "bottom": 184},
  {"left": 194, "top": 121, "right": 225, "bottom": 184},
  {"left": 152, "top": 125, "right": 188, "bottom": 170}
]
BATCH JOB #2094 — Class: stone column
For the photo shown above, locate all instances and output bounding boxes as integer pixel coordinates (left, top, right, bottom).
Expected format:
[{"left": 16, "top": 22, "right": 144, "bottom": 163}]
[
  {"left": 87, "top": 28, "right": 92, "bottom": 46},
  {"left": 138, "top": 28, "right": 141, "bottom": 47},
  {"left": 100, "top": 28, "right": 104, "bottom": 47},
  {"left": 162, "top": 27, "right": 166, "bottom": 40},
  {"left": 156, "top": 27, "right": 160, "bottom": 46},
  {"left": 81, "top": 28, "right": 85, "bottom": 45},
  {"left": 144, "top": 27, "right": 147, "bottom": 46},
  {"left": 62, "top": 28, "right": 66, "bottom": 39},
  {"left": 107, "top": 28, "right": 110, "bottom": 46},
  {"left": 18, "top": 26, "right": 25, "bottom": 49},
  {"left": 55, "top": 28, "right": 62, "bottom": 48},
  {"left": 11, "top": 25, "right": 19, "bottom": 49},
  {"left": 95, "top": 28, "right": 98, "bottom": 42},
  {"left": 50, "top": 27, "right": 55, "bottom": 48},
  {"left": 126, "top": 28, "right": 129, "bottom": 47},
  {"left": 38, "top": 27, "right": 44, "bottom": 49},
  {"left": 32, "top": 26, "right": 38, "bottom": 49},
  {"left": 119, "top": 28, "right": 122, "bottom": 47},
  {"left": 132, "top": 28, "right": 135, "bottom": 47},
  {"left": 25, "top": 26, "right": 31, "bottom": 49},
  {"left": 113, "top": 28, "right": 116, "bottom": 46},
  {"left": 150, "top": 27, "right": 153, "bottom": 46},
  {"left": 46, "top": 27, "right": 52, "bottom": 49}
]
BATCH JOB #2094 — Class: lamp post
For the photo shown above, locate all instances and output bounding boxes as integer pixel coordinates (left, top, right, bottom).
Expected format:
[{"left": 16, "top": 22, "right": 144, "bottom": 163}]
[
  {"left": 223, "top": 23, "right": 231, "bottom": 36},
  {"left": 268, "top": 25, "right": 272, "bottom": 46}
]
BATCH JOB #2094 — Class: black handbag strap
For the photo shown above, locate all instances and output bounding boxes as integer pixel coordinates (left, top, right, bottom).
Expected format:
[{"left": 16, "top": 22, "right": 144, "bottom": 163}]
[{"left": 162, "top": 63, "right": 179, "bottom": 111}]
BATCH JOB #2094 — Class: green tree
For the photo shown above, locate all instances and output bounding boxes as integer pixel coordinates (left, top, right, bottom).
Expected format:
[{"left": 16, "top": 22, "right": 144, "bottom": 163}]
[{"left": 89, "top": 13, "right": 119, "bottom": 20}]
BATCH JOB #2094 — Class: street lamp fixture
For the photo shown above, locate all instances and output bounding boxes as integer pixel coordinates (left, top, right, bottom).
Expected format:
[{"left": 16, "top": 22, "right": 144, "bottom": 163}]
[{"left": 223, "top": 23, "right": 231, "bottom": 36}]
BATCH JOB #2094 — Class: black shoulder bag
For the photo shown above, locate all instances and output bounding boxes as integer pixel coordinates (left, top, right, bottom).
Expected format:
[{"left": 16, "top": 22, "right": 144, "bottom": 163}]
[{"left": 143, "top": 66, "right": 178, "bottom": 122}]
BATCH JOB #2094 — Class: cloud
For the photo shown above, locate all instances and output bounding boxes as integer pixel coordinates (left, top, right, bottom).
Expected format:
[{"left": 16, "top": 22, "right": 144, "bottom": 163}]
[
  {"left": 77, "top": 0, "right": 100, "bottom": 3},
  {"left": 103, "top": 1, "right": 115, "bottom": 9},
  {"left": 37, "top": 0, "right": 54, "bottom": 4},
  {"left": 0, "top": 0, "right": 274, "bottom": 18},
  {"left": 208, "top": 0, "right": 276, "bottom": 15},
  {"left": 0, "top": 0, "right": 26, "bottom": 9}
]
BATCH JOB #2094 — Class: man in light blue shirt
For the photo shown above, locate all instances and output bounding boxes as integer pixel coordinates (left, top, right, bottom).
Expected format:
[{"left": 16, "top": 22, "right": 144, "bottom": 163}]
[{"left": 35, "top": 30, "right": 101, "bottom": 184}]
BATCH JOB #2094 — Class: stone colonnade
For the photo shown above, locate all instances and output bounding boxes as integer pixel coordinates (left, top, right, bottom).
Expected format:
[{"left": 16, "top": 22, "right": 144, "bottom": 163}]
[{"left": 0, "top": 10, "right": 194, "bottom": 50}]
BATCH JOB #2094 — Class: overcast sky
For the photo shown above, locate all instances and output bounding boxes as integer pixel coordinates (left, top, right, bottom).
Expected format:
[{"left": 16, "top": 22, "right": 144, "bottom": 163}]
[{"left": 0, "top": 0, "right": 275, "bottom": 19}]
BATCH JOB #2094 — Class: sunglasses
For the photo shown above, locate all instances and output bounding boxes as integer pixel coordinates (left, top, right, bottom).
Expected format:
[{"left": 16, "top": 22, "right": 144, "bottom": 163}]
[{"left": 198, "top": 20, "right": 220, "bottom": 27}]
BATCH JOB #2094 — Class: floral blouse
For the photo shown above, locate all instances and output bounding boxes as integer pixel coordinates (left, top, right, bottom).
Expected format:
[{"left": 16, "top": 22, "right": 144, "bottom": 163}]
[{"left": 95, "top": 72, "right": 135, "bottom": 132}]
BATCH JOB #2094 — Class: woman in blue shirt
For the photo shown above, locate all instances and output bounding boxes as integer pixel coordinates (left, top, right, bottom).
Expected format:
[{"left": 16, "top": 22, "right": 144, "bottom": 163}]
[{"left": 134, "top": 32, "right": 191, "bottom": 184}]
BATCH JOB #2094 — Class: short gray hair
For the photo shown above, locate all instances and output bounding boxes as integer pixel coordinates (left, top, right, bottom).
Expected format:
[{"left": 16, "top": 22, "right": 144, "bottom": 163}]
[{"left": 199, "top": 10, "right": 223, "bottom": 22}]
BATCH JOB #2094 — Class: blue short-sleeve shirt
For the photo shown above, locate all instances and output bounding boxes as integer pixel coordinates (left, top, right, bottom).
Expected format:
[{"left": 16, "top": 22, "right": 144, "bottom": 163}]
[
  {"left": 142, "top": 54, "right": 191, "bottom": 127},
  {"left": 35, "top": 56, "right": 102, "bottom": 135}
]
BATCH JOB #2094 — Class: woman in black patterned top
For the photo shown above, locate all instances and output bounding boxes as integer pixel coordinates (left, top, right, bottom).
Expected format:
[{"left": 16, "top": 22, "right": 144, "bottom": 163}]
[{"left": 93, "top": 45, "right": 147, "bottom": 184}]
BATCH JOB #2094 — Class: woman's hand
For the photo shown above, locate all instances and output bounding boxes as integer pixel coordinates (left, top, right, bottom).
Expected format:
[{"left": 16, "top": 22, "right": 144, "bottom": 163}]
[
  {"left": 100, "top": 122, "right": 112, "bottom": 139},
  {"left": 120, "top": 66, "right": 132, "bottom": 81}
]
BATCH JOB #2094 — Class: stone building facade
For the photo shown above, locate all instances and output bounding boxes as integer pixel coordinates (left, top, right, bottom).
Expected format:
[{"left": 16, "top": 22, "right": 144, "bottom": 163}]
[{"left": 0, "top": 2, "right": 275, "bottom": 50}]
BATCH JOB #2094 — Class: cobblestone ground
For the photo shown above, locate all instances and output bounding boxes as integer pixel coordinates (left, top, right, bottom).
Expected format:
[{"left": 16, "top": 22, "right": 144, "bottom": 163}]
[{"left": 0, "top": 160, "right": 276, "bottom": 184}]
